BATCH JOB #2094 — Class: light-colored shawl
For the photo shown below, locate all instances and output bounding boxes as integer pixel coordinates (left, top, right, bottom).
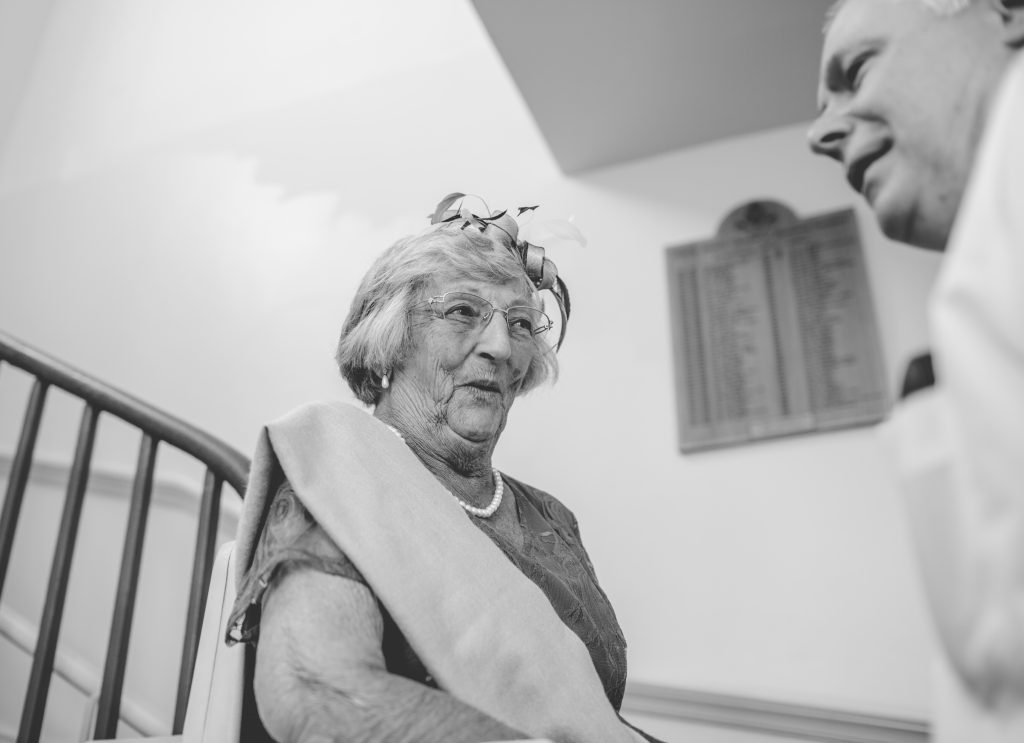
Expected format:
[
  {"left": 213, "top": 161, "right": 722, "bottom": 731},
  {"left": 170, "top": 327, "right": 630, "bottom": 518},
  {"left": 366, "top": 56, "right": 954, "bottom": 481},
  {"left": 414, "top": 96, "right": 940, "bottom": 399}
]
[{"left": 234, "top": 401, "right": 634, "bottom": 743}]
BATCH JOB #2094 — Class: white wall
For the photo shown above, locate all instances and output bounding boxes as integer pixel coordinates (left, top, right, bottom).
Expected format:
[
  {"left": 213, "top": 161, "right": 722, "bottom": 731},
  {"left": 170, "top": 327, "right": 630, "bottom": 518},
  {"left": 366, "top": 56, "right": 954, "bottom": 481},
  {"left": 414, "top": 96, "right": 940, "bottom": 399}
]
[{"left": 0, "top": 0, "right": 944, "bottom": 728}]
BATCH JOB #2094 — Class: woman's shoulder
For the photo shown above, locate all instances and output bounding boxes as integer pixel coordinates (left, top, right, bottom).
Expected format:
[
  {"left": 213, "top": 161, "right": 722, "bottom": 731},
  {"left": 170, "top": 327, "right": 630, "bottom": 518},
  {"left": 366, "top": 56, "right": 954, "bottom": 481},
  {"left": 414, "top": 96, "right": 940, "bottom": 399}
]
[{"left": 227, "top": 477, "right": 367, "bottom": 645}]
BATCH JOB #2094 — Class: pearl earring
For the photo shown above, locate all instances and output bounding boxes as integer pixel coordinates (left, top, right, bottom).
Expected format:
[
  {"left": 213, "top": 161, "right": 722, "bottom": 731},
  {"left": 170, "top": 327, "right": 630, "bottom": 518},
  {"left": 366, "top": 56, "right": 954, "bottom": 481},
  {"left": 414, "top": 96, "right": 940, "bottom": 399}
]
[{"left": 381, "top": 371, "right": 390, "bottom": 390}]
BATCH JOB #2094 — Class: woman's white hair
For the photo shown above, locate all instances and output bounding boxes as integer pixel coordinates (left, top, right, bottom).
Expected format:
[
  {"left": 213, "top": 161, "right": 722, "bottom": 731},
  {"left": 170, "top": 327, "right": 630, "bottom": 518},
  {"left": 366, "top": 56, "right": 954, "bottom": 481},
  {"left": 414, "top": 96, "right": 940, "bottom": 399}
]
[{"left": 336, "top": 223, "right": 558, "bottom": 406}]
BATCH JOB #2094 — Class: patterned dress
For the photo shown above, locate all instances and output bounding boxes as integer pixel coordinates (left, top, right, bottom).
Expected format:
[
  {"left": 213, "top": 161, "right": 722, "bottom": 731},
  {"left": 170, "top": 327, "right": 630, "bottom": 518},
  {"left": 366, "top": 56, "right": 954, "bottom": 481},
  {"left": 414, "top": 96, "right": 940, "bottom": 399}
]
[{"left": 227, "top": 472, "right": 630, "bottom": 710}]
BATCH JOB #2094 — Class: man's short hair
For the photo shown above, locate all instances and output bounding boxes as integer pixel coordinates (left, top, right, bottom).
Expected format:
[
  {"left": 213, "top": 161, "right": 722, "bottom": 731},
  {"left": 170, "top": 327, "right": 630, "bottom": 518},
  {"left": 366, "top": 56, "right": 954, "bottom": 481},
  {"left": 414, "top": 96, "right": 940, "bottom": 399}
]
[{"left": 825, "top": 0, "right": 973, "bottom": 32}]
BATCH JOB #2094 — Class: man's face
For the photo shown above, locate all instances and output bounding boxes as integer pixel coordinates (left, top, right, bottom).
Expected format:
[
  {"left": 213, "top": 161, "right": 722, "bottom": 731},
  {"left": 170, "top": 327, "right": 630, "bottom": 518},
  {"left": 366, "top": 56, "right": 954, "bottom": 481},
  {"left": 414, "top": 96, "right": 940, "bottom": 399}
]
[{"left": 809, "top": 0, "right": 1009, "bottom": 250}]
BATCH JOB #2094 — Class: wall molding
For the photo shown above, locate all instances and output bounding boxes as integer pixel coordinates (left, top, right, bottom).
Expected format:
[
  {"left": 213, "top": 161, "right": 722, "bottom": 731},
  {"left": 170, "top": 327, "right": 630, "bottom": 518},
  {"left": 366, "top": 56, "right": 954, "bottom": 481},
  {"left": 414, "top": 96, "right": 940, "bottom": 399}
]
[
  {"left": 622, "top": 681, "right": 929, "bottom": 743},
  {"left": 0, "top": 450, "right": 241, "bottom": 533},
  {"left": 1, "top": 451, "right": 234, "bottom": 741},
  {"left": 0, "top": 682, "right": 930, "bottom": 743},
  {"left": 1, "top": 606, "right": 162, "bottom": 737}
]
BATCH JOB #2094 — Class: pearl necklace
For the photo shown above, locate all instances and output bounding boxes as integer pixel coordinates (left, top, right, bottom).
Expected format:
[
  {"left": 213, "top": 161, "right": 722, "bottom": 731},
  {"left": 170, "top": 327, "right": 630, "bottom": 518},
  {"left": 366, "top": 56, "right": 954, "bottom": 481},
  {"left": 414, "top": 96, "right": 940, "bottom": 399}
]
[
  {"left": 386, "top": 425, "right": 503, "bottom": 518},
  {"left": 453, "top": 469, "right": 503, "bottom": 518}
]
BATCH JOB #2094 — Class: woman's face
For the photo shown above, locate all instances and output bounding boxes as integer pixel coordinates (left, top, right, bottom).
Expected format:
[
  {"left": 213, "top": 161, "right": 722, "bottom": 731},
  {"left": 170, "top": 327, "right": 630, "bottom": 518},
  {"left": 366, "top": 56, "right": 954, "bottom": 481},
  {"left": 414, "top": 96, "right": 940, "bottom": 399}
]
[{"left": 388, "top": 277, "right": 542, "bottom": 461}]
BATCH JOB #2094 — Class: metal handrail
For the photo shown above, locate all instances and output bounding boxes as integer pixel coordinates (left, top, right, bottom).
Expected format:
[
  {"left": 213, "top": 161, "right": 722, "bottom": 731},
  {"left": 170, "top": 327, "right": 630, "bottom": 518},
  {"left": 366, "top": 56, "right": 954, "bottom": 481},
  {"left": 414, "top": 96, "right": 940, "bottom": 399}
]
[
  {"left": 0, "top": 332, "right": 249, "bottom": 491},
  {"left": 0, "top": 330, "right": 250, "bottom": 741}
]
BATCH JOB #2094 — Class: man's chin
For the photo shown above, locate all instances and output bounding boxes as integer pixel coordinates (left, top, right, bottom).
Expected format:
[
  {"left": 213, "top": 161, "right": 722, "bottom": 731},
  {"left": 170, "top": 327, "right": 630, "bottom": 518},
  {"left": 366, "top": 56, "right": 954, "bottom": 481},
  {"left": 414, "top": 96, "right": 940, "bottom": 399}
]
[
  {"left": 872, "top": 194, "right": 916, "bottom": 245},
  {"left": 877, "top": 206, "right": 947, "bottom": 251}
]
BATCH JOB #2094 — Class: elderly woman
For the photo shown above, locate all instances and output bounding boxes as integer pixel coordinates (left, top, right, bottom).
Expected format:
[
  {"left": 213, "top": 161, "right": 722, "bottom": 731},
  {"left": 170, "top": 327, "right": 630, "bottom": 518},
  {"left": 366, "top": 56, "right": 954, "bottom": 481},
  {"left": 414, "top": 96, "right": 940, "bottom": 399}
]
[{"left": 227, "top": 194, "right": 659, "bottom": 743}]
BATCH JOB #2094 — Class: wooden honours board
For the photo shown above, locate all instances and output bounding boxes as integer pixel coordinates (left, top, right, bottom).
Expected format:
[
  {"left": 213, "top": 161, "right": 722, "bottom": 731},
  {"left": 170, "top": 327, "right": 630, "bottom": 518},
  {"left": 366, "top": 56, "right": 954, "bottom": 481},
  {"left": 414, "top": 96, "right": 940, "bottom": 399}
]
[{"left": 665, "top": 202, "right": 889, "bottom": 452}]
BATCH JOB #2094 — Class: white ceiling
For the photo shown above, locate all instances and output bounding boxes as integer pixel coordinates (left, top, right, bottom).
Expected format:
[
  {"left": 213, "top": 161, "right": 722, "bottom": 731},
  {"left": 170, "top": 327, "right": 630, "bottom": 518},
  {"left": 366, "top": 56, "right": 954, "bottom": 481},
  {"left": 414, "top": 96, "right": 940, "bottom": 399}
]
[{"left": 472, "top": 0, "right": 832, "bottom": 174}]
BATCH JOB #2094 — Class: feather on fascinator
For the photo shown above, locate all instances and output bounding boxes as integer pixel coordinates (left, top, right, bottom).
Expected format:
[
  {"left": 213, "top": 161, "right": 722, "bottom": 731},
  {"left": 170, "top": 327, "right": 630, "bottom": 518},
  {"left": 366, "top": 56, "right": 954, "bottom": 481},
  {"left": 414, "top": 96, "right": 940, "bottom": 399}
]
[{"left": 429, "top": 192, "right": 578, "bottom": 350}]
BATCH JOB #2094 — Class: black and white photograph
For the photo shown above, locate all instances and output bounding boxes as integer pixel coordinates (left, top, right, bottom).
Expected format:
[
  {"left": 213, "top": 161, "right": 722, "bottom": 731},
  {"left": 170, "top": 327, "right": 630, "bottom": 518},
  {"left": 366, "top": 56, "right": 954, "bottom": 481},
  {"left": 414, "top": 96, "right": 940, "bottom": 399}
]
[{"left": 2, "top": 1, "right": 1022, "bottom": 742}]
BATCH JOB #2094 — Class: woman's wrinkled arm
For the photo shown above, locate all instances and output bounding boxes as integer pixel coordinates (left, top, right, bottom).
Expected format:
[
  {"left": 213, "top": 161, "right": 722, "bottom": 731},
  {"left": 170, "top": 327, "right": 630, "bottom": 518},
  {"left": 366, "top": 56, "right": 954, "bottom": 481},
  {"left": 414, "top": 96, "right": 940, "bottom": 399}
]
[{"left": 253, "top": 567, "right": 527, "bottom": 743}]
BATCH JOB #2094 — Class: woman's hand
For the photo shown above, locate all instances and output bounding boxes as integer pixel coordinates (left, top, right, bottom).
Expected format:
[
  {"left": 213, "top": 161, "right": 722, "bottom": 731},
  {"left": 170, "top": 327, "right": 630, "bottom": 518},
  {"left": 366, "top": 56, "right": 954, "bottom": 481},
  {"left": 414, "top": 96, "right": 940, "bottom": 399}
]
[{"left": 254, "top": 567, "right": 528, "bottom": 743}]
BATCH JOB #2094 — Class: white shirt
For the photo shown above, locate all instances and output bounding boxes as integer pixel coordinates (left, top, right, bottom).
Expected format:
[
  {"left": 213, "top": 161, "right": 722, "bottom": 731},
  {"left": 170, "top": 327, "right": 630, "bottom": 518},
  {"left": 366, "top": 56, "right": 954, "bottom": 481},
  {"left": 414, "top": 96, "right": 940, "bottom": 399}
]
[{"left": 885, "top": 51, "right": 1024, "bottom": 742}]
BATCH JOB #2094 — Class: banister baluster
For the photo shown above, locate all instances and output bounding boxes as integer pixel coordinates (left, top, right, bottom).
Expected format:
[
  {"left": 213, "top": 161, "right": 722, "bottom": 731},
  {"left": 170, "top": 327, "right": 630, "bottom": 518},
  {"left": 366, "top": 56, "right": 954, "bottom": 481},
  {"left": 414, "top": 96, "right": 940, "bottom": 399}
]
[
  {"left": 18, "top": 404, "right": 99, "bottom": 743},
  {"left": 1, "top": 331, "right": 248, "bottom": 736},
  {"left": 0, "top": 379, "right": 48, "bottom": 602},
  {"left": 173, "top": 468, "right": 222, "bottom": 733},
  {"left": 93, "top": 433, "right": 159, "bottom": 740}
]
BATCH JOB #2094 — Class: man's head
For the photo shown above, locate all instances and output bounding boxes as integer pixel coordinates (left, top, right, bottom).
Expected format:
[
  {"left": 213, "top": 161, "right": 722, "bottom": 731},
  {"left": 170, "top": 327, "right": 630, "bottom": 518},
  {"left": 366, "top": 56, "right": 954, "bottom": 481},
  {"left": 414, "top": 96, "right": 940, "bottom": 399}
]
[{"left": 808, "top": 0, "right": 1024, "bottom": 250}]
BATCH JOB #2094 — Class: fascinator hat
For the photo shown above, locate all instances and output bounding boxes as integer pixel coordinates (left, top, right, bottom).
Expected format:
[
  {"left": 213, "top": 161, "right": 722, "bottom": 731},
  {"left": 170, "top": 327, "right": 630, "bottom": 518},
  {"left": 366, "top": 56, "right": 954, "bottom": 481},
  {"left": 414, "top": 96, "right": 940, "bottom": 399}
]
[{"left": 429, "top": 192, "right": 580, "bottom": 350}]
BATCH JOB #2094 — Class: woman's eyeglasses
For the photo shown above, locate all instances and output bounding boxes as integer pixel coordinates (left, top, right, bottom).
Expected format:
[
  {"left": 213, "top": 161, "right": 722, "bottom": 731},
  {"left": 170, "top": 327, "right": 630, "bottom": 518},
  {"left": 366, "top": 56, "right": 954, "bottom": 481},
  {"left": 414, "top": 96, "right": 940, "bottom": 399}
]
[{"left": 425, "top": 292, "right": 553, "bottom": 340}]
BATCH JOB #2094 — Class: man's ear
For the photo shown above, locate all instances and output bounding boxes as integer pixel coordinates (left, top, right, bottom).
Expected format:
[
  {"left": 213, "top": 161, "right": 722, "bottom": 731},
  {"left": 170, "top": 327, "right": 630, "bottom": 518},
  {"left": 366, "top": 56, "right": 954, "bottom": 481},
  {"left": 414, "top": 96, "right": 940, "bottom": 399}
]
[{"left": 993, "top": 0, "right": 1024, "bottom": 48}]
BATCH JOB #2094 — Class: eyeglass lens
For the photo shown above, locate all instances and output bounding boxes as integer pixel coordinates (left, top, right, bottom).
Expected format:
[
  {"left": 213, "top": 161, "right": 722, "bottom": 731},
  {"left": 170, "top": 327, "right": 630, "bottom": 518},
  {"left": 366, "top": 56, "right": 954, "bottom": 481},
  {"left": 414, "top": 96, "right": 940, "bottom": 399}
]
[{"left": 432, "top": 292, "right": 551, "bottom": 338}]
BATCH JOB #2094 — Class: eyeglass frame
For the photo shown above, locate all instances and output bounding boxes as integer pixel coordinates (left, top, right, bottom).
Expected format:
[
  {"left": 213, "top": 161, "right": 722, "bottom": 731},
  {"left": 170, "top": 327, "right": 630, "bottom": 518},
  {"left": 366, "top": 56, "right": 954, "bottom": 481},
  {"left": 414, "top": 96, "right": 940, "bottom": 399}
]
[{"left": 423, "top": 291, "right": 555, "bottom": 339}]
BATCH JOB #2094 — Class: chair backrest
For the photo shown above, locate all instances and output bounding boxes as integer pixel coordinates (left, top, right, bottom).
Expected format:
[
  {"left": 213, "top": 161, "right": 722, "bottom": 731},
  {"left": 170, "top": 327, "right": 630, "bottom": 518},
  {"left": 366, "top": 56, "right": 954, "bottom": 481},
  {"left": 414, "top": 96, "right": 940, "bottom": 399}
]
[
  {"left": 180, "top": 541, "right": 244, "bottom": 743},
  {"left": 0, "top": 331, "right": 249, "bottom": 742}
]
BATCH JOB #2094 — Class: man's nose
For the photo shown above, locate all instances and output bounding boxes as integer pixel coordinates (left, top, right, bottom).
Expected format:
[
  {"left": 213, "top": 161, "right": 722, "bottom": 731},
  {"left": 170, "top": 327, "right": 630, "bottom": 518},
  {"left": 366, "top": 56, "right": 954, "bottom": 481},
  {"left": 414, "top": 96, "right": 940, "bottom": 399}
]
[{"left": 807, "top": 111, "right": 851, "bottom": 162}]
